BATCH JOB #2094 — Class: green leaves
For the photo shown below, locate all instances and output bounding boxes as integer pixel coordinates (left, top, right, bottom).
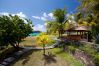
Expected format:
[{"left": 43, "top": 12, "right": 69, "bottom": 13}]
[
  {"left": 46, "top": 8, "right": 67, "bottom": 37},
  {"left": 53, "top": 8, "right": 66, "bottom": 23},
  {"left": 0, "top": 14, "right": 33, "bottom": 48}
]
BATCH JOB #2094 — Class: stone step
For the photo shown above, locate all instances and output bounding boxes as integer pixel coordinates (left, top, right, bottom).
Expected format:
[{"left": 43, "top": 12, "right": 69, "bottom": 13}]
[
  {"left": 0, "top": 64, "right": 5, "bottom": 66},
  {"left": 1, "top": 61, "right": 9, "bottom": 66},
  {"left": 4, "top": 57, "right": 15, "bottom": 63}
]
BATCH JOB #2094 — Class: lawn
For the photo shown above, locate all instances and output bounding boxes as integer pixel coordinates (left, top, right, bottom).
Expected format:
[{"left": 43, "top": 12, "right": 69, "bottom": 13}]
[
  {"left": 11, "top": 48, "right": 84, "bottom": 66},
  {"left": 0, "top": 36, "right": 84, "bottom": 66},
  {"left": 19, "top": 36, "right": 56, "bottom": 47},
  {"left": 19, "top": 36, "right": 37, "bottom": 47}
]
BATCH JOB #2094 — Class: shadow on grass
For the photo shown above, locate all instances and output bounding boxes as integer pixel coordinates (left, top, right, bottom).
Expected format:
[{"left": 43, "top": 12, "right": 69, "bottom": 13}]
[
  {"left": 43, "top": 52, "right": 57, "bottom": 66},
  {"left": 10, "top": 49, "right": 39, "bottom": 66},
  {"left": 54, "top": 49, "right": 64, "bottom": 55},
  {"left": 22, "top": 56, "right": 30, "bottom": 66}
]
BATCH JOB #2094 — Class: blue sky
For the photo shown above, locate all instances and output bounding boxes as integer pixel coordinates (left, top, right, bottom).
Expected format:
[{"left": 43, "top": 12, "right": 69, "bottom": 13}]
[{"left": 0, "top": 0, "right": 80, "bottom": 31}]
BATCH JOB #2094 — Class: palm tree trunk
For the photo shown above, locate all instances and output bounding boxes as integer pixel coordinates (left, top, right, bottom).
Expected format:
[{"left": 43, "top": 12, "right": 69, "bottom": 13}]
[
  {"left": 60, "top": 23, "right": 63, "bottom": 37},
  {"left": 43, "top": 44, "right": 45, "bottom": 55}
]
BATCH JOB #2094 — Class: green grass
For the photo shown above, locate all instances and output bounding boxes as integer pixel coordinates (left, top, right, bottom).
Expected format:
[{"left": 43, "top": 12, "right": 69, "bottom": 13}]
[
  {"left": 19, "top": 37, "right": 37, "bottom": 47},
  {"left": 50, "top": 48, "right": 84, "bottom": 66},
  {"left": 20, "top": 36, "right": 56, "bottom": 47},
  {"left": 11, "top": 48, "right": 84, "bottom": 66},
  {"left": 6, "top": 36, "right": 83, "bottom": 66}
]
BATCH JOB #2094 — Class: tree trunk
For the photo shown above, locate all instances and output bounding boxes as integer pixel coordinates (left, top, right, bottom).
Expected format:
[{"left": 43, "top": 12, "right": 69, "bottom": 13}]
[
  {"left": 10, "top": 42, "right": 20, "bottom": 50},
  {"left": 60, "top": 23, "right": 63, "bottom": 37},
  {"left": 16, "top": 41, "right": 20, "bottom": 48},
  {"left": 58, "top": 30, "right": 61, "bottom": 38},
  {"left": 43, "top": 44, "right": 45, "bottom": 55},
  {"left": 10, "top": 43, "right": 17, "bottom": 48}
]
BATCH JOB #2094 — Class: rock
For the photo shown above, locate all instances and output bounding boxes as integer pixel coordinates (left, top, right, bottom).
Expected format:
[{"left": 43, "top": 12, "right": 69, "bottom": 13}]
[
  {"left": 13, "top": 51, "right": 24, "bottom": 58},
  {"left": 0, "top": 64, "right": 5, "bottom": 66},
  {"left": 22, "top": 49, "right": 31, "bottom": 53},
  {"left": 4, "top": 57, "right": 15, "bottom": 63},
  {"left": 1, "top": 62, "right": 9, "bottom": 66}
]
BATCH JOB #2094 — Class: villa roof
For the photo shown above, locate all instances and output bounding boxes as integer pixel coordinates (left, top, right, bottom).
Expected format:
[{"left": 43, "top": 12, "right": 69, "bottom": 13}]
[
  {"left": 75, "top": 26, "right": 87, "bottom": 30},
  {"left": 66, "top": 26, "right": 89, "bottom": 31}
]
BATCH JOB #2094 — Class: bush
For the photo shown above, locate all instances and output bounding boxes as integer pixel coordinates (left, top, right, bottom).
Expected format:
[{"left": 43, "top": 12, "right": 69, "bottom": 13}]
[
  {"left": 68, "top": 46, "right": 76, "bottom": 54},
  {"left": 79, "top": 44, "right": 96, "bottom": 56},
  {"left": 94, "top": 44, "right": 99, "bottom": 52},
  {"left": 93, "top": 54, "right": 99, "bottom": 66},
  {"left": 36, "top": 34, "right": 56, "bottom": 46}
]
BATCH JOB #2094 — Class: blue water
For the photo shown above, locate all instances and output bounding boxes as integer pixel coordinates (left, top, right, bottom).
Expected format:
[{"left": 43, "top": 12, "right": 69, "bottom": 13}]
[{"left": 29, "top": 32, "right": 40, "bottom": 36}]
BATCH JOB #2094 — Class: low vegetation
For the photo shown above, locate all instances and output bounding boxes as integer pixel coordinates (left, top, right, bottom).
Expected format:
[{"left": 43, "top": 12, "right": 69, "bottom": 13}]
[
  {"left": 11, "top": 48, "right": 84, "bottom": 66},
  {"left": 60, "top": 40, "right": 99, "bottom": 66}
]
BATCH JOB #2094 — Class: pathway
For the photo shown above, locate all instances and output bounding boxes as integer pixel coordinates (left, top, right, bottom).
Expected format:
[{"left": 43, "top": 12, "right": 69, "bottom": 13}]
[{"left": 0, "top": 40, "right": 62, "bottom": 66}]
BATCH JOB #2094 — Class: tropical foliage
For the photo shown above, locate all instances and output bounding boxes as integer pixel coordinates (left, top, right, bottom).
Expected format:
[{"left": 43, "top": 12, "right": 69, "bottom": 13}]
[
  {"left": 0, "top": 15, "right": 33, "bottom": 48},
  {"left": 36, "top": 33, "right": 54, "bottom": 55},
  {"left": 78, "top": 0, "right": 99, "bottom": 43},
  {"left": 46, "top": 8, "right": 67, "bottom": 38},
  {"left": 53, "top": 8, "right": 67, "bottom": 37}
]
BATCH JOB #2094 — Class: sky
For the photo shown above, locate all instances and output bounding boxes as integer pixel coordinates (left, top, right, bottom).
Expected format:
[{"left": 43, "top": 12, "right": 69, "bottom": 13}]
[{"left": 0, "top": 0, "right": 80, "bottom": 32}]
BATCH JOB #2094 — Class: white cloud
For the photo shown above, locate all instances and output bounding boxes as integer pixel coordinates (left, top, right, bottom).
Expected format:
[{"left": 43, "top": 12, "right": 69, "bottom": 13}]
[
  {"left": 0, "top": 12, "right": 27, "bottom": 18},
  {"left": 41, "top": 17, "right": 47, "bottom": 21},
  {"left": 32, "top": 12, "right": 55, "bottom": 21},
  {"left": 0, "top": 12, "right": 28, "bottom": 24},
  {"left": 33, "top": 24, "right": 46, "bottom": 32},
  {"left": 48, "top": 13, "right": 54, "bottom": 19},
  {"left": 16, "top": 12, "right": 27, "bottom": 18},
  {"left": 43, "top": 12, "right": 47, "bottom": 17},
  {"left": 32, "top": 16, "right": 40, "bottom": 19},
  {"left": 0, "top": 12, "right": 9, "bottom": 16},
  {"left": 32, "top": 16, "right": 47, "bottom": 21}
]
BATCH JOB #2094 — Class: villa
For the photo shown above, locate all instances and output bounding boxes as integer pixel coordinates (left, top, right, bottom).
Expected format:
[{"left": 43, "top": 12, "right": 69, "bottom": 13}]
[{"left": 62, "top": 26, "right": 92, "bottom": 42}]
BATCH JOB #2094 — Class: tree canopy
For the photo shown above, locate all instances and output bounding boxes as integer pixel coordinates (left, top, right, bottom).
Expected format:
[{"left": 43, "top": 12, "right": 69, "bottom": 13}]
[
  {"left": 0, "top": 14, "right": 33, "bottom": 48},
  {"left": 77, "top": 0, "right": 99, "bottom": 43},
  {"left": 46, "top": 8, "right": 67, "bottom": 37}
]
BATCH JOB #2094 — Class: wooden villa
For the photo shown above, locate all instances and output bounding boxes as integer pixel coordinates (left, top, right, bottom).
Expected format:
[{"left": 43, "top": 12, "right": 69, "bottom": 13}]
[{"left": 62, "top": 26, "right": 91, "bottom": 41}]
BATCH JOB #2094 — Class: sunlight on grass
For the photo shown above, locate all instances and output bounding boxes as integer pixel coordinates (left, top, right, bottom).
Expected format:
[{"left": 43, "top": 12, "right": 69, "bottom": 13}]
[
  {"left": 51, "top": 48, "right": 84, "bottom": 66},
  {"left": 19, "top": 37, "right": 37, "bottom": 47},
  {"left": 12, "top": 48, "right": 84, "bottom": 66}
]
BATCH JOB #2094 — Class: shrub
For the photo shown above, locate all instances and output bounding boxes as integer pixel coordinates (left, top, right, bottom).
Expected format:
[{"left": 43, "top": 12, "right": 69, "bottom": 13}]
[
  {"left": 36, "top": 34, "right": 56, "bottom": 46},
  {"left": 68, "top": 46, "right": 76, "bottom": 55},
  {"left": 93, "top": 54, "right": 99, "bottom": 66},
  {"left": 79, "top": 44, "right": 96, "bottom": 56}
]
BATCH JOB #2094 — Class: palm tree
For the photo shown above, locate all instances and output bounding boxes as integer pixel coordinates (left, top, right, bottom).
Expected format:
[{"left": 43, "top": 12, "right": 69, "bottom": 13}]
[
  {"left": 53, "top": 8, "right": 67, "bottom": 38},
  {"left": 46, "top": 21, "right": 60, "bottom": 35},
  {"left": 78, "top": 0, "right": 99, "bottom": 15},
  {"left": 78, "top": 0, "right": 99, "bottom": 43}
]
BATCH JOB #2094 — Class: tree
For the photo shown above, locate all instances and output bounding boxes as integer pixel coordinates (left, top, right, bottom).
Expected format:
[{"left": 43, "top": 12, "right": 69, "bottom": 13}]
[
  {"left": 36, "top": 34, "right": 51, "bottom": 55},
  {"left": 75, "top": 12, "right": 83, "bottom": 23},
  {"left": 0, "top": 15, "right": 13, "bottom": 46},
  {"left": 46, "top": 21, "right": 60, "bottom": 35},
  {"left": 53, "top": 8, "right": 67, "bottom": 38},
  {"left": 78, "top": 0, "right": 99, "bottom": 43},
  {"left": 0, "top": 14, "right": 33, "bottom": 48},
  {"left": 78, "top": 0, "right": 99, "bottom": 14}
]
